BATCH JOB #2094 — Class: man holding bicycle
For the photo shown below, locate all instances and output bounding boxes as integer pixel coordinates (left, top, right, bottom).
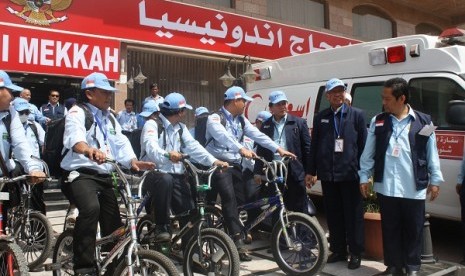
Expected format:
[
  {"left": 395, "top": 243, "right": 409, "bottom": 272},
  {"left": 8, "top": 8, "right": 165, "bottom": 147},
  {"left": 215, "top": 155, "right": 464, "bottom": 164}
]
[
  {"left": 60, "top": 72, "right": 154, "bottom": 276},
  {"left": 140, "top": 92, "right": 228, "bottom": 243},
  {"left": 204, "top": 86, "right": 295, "bottom": 261}
]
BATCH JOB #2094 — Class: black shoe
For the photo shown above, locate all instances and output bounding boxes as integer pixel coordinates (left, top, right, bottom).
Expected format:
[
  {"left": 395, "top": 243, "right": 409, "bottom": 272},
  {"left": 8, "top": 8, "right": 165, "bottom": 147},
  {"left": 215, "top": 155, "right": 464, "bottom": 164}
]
[
  {"left": 142, "top": 224, "right": 171, "bottom": 243},
  {"left": 407, "top": 271, "right": 419, "bottom": 276},
  {"left": 327, "top": 252, "right": 347, "bottom": 263},
  {"left": 375, "top": 266, "right": 404, "bottom": 276},
  {"left": 347, "top": 254, "right": 361, "bottom": 269},
  {"left": 239, "top": 252, "right": 252, "bottom": 262},
  {"left": 75, "top": 267, "right": 97, "bottom": 276}
]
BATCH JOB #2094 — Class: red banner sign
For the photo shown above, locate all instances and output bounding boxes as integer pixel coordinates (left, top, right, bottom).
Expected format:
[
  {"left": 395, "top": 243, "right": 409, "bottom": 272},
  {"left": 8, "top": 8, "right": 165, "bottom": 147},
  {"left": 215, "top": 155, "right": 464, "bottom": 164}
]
[
  {"left": 0, "top": 24, "right": 120, "bottom": 79},
  {"left": 436, "top": 131, "right": 465, "bottom": 160},
  {"left": 1, "top": 0, "right": 359, "bottom": 60}
]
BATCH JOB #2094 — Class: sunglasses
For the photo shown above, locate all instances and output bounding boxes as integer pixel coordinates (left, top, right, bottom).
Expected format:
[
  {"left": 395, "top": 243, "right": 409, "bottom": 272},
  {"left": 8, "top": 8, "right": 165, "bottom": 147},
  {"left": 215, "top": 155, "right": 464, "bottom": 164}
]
[{"left": 50, "top": 94, "right": 60, "bottom": 98}]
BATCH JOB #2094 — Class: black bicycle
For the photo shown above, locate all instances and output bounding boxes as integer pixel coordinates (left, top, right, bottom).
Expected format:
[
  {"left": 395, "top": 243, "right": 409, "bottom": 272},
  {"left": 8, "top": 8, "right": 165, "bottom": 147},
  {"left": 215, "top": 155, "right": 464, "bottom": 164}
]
[
  {"left": 206, "top": 157, "right": 329, "bottom": 275},
  {"left": 48, "top": 159, "right": 179, "bottom": 276},
  {"left": 136, "top": 157, "right": 241, "bottom": 276}
]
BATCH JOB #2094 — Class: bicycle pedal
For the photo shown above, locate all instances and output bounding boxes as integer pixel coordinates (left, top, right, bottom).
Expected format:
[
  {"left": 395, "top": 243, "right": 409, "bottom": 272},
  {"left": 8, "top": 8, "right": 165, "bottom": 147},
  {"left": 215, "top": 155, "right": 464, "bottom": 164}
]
[{"left": 44, "top": 263, "right": 61, "bottom": 271}]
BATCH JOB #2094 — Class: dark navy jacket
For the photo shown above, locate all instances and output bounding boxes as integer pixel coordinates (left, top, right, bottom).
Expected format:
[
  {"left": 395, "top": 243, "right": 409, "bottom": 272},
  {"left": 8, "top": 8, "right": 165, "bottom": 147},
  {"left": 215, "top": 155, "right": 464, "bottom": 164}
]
[
  {"left": 309, "top": 104, "right": 367, "bottom": 182},
  {"left": 374, "top": 111, "right": 431, "bottom": 190},
  {"left": 41, "top": 103, "right": 65, "bottom": 121},
  {"left": 254, "top": 114, "right": 311, "bottom": 183}
]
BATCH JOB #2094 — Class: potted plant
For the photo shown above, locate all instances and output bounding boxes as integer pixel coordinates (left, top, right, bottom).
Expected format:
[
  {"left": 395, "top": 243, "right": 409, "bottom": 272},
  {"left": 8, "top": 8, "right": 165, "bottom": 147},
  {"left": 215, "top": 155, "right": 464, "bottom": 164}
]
[{"left": 363, "top": 179, "right": 384, "bottom": 260}]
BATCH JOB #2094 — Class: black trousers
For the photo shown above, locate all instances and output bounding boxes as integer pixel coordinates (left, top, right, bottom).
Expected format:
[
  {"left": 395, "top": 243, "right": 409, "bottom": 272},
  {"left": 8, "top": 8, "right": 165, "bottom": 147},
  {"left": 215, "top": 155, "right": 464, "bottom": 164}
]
[
  {"left": 67, "top": 173, "right": 122, "bottom": 271},
  {"left": 378, "top": 193, "right": 425, "bottom": 272},
  {"left": 143, "top": 172, "right": 194, "bottom": 225},
  {"left": 321, "top": 180, "right": 364, "bottom": 255},
  {"left": 209, "top": 166, "right": 243, "bottom": 235}
]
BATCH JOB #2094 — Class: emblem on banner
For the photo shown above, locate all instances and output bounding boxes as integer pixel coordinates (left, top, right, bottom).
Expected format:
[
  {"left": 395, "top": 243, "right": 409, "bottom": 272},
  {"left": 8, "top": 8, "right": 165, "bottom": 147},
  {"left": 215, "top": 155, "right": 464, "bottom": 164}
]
[{"left": 6, "top": 0, "right": 73, "bottom": 26}]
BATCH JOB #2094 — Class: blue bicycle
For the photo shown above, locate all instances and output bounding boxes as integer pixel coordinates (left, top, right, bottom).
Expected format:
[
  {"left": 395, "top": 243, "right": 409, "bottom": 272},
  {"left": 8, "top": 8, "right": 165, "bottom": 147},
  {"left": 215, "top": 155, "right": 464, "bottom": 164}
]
[{"left": 206, "top": 157, "right": 329, "bottom": 275}]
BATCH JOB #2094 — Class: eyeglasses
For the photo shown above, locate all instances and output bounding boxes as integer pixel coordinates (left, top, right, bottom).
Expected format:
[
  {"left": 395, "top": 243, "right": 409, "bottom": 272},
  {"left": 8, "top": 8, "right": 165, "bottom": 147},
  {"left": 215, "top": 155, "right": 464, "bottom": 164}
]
[{"left": 50, "top": 94, "right": 60, "bottom": 98}]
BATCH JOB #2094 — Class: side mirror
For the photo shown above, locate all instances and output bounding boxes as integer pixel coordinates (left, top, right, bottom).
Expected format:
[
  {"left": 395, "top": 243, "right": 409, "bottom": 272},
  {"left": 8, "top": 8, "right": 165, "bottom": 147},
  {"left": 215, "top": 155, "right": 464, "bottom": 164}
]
[{"left": 446, "top": 100, "right": 465, "bottom": 125}]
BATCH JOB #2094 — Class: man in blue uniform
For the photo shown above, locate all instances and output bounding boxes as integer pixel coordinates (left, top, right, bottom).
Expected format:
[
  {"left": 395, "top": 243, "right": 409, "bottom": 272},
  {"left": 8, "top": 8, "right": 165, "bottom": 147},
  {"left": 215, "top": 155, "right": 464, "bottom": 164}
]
[
  {"left": 309, "top": 78, "right": 367, "bottom": 269},
  {"left": 204, "top": 86, "right": 295, "bottom": 261},
  {"left": 60, "top": 72, "right": 154, "bottom": 276},
  {"left": 359, "top": 78, "right": 443, "bottom": 276},
  {"left": 40, "top": 90, "right": 67, "bottom": 127}
]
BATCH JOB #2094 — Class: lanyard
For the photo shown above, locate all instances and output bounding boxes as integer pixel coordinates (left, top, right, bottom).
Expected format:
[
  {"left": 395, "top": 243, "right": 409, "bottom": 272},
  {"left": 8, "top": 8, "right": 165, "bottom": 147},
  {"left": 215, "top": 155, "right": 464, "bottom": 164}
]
[
  {"left": 333, "top": 105, "right": 345, "bottom": 138},
  {"left": 393, "top": 117, "right": 411, "bottom": 142},
  {"left": 225, "top": 114, "right": 239, "bottom": 137},
  {"left": 94, "top": 114, "right": 108, "bottom": 144},
  {"left": 274, "top": 123, "right": 285, "bottom": 144}
]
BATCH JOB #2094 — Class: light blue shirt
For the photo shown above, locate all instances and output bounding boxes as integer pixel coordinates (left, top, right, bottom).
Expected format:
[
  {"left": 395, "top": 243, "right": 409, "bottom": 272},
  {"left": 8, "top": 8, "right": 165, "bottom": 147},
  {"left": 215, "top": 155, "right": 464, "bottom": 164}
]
[
  {"left": 241, "top": 136, "right": 255, "bottom": 172},
  {"left": 359, "top": 107, "right": 444, "bottom": 199},
  {"left": 458, "top": 155, "right": 465, "bottom": 185},
  {"left": 143, "top": 95, "right": 164, "bottom": 106},
  {"left": 0, "top": 106, "right": 42, "bottom": 175},
  {"left": 117, "top": 110, "right": 138, "bottom": 132},
  {"left": 61, "top": 103, "right": 136, "bottom": 173},
  {"left": 28, "top": 103, "right": 47, "bottom": 124},
  {"left": 140, "top": 114, "right": 216, "bottom": 174},
  {"left": 272, "top": 115, "right": 287, "bottom": 160},
  {"left": 205, "top": 107, "right": 279, "bottom": 164},
  {"left": 23, "top": 121, "right": 45, "bottom": 158}
]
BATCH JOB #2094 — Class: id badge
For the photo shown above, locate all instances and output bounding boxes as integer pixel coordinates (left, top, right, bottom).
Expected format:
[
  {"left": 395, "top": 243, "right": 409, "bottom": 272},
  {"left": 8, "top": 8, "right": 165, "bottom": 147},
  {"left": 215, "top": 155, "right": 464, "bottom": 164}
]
[
  {"left": 334, "top": 138, "right": 344, "bottom": 152},
  {"left": 391, "top": 143, "right": 401, "bottom": 157}
]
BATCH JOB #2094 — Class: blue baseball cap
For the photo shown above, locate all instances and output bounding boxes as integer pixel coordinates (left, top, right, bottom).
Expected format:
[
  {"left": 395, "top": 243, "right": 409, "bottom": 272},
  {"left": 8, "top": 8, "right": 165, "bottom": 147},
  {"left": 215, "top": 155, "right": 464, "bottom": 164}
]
[
  {"left": 256, "top": 110, "right": 272, "bottom": 122},
  {"left": 13, "top": 98, "right": 30, "bottom": 112},
  {"left": 81, "top": 72, "right": 117, "bottom": 91},
  {"left": 224, "top": 86, "right": 253, "bottom": 102},
  {"left": 269, "top": 91, "right": 288, "bottom": 104},
  {"left": 160, "top": 92, "right": 193, "bottom": 110},
  {"left": 0, "top": 70, "right": 23, "bottom": 91},
  {"left": 195, "top": 106, "right": 209, "bottom": 117},
  {"left": 139, "top": 100, "right": 160, "bottom": 117},
  {"left": 325, "top": 78, "right": 346, "bottom": 93}
]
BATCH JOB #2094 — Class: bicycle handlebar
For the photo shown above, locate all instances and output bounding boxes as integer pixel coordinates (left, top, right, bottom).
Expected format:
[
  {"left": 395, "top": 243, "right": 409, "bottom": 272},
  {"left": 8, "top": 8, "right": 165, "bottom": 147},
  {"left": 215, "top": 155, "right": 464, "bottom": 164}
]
[{"left": 254, "top": 156, "right": 290, "bottom": 183}]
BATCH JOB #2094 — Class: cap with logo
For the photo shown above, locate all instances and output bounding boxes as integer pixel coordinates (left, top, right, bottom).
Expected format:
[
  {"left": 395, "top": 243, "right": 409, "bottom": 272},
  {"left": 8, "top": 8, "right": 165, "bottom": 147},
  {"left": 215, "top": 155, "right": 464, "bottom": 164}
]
[
  {"left": 13, "top": 98, "right": 30, "bottom": 112},
  {"left": 195, "top": 106, "right": 209, "bottom": 117},
  {"left": 0, "top": 70, "right": 23, "bottom": 91},
  {"left": 139, "top": 100, "right": 160, "bottom": 117},
  {"left": 81, "top": 72, "right": 117, "bottom": 91},
  {"left": 224, "top": 86, "right": 253, "bottom": 102},
  {"left": 325, "top": 78, "right": 346, "bottom": 93},
  {"left": 256, "top": 110, "right": 272, "bottom": 122},
  {"left": 160, "top": 92, "right": 193, "bottom": 110},
  {"left": 269, "top": 90, "right": 288, "bottom": 104}
]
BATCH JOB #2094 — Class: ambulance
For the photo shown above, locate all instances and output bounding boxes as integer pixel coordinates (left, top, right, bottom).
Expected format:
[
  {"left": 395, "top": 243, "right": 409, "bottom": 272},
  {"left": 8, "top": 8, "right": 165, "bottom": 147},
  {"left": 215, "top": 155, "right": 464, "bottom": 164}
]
[{"left": 245, "top": 28, "right": 465, "bottom": 221}]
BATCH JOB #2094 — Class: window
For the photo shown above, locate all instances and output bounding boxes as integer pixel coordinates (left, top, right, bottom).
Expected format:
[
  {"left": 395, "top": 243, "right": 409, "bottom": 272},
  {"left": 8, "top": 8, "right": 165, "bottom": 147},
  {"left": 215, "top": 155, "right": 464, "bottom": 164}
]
[
  {"left": 267, "top": 0, "right": 326, "bottom": 28},
  {"left": 409, "top": 78, "right": 465, "bottom": 129},
  {"left": 415, "top": 23, "right": 441, "bottom": 36},
  {"left": 351, "top": 82, "right": 384, "bottom": 124},
  {"left": 352, "top": 6, "right": 395, "bottom": 41},
  {"left": 315, "top": 86, "right": 328, "bottom": 113}
]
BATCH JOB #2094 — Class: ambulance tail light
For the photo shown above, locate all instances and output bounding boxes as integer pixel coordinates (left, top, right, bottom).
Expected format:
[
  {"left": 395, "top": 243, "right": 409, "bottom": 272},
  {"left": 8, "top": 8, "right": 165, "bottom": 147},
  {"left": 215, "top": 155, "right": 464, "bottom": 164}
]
[{"left": 387, "top": 45, "right": 406, "bottom": 63}]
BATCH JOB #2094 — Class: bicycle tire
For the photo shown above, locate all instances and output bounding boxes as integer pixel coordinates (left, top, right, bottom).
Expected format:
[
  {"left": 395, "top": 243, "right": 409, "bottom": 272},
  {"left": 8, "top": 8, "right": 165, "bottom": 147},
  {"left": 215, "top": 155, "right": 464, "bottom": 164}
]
[
  {"left": 136, "top": 214, "right": 153, "bottom": 243},
  {"left": 183, "top": 228, "right": 240, "bottom": 276},
  {"left": 271, "top": 212, "right": 328, "bottom": 275},
  {"left": 114, "top": 249, "right": 179, "bottom": 276},
  {"left": 0, "top": 240, "right": 29, "bottom": 275},
  {"left": 52, "top": 229, "right": 74, "bottom": 276},
  {"left": 14, "top": 212, "right": 54, "bottom": 269}
]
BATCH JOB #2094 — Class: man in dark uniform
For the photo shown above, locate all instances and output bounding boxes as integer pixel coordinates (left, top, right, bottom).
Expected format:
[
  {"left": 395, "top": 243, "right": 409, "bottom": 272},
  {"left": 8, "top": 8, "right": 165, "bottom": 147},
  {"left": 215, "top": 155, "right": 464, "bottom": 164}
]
[{"left": 309, "top": 78, "right": 367, "bottom": 269}]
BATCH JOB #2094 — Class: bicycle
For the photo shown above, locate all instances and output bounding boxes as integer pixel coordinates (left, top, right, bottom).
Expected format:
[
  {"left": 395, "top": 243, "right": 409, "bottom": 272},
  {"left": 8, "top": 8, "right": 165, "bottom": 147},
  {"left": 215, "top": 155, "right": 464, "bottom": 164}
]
[
  {"left": 7, "top": 156, "right": 54, "bottom": 270},
  {"left": 205, "top": 157, "right": 329, "bottom": 275},
  {"left": 136, "top": 157, "right": 241, "bottom": 276},
  {"left": 48, "top": 159, "right": 179, "bottom": 276},
  {"left": 0, "top": 173, "right": 43, "bottom": 275}
]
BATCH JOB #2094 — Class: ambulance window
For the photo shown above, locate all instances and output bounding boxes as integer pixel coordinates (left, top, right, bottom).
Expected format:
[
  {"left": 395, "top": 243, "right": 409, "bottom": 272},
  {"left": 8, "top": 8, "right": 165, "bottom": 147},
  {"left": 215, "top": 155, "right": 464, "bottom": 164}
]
[
  {"left": 315, "top": 86, "right": 329, "bottom": 113},
  {"left": 409, "top": 78, "right": 465, "bottom": 129},
  {"left": 351, "top": 82, "right": 384, "bottom": 123}
]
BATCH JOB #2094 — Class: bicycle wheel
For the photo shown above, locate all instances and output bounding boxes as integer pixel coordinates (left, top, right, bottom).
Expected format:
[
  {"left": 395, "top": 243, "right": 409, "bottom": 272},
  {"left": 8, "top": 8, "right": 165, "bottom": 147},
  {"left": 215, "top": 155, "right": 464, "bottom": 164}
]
[
  {"left": 271, "top": 212, "right": 328, "bottom": 275},
  {"left": 52, "top": 229, "right": 74, "bottom": 276},
  {"left": 114, "top": 249, "right": 179, "bottom": 276},
  {"left": 183, "top": 228, "right": 240, "bottom": 276},
  {"left": 0, "top": 241, "right": 29, "bottom": 275},
  {"left": 14, "top": 212, "right": 54, "bottom": 269},
  {"left": 136, "top": 214, "right": 153, "bottom": 243}
]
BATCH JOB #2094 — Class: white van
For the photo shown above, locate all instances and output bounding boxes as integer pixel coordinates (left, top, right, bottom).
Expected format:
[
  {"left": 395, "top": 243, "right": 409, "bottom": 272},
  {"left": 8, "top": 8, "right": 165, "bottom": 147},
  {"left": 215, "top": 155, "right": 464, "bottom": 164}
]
[{"left": 245, "top": 28, "right": 465, "bottom": 221}]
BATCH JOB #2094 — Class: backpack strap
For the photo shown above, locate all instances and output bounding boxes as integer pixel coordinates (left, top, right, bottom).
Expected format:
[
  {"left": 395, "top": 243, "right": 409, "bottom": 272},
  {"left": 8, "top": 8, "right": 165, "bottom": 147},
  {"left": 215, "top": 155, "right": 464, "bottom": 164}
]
[
  {"left": 204, "top": 111, "right": 227, "bottom": 148},
  {"left": 161, "top": 123, "right": 185, "bottom": 152},
  {"left": 28, "top": 122, "right": 41, "bottom": 150},
  {"left": 2, "top": 113, "right": 12, "bottom": 158},
  {"left": 140, "top": 117, "right": 164, "bottom": 160}
]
